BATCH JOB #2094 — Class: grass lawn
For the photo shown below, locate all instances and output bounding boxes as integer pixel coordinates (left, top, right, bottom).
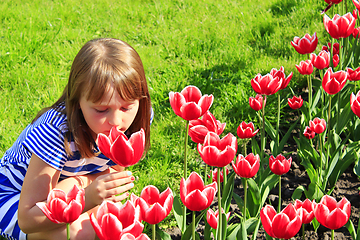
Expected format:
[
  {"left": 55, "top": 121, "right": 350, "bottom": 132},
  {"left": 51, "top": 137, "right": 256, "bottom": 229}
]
[{"left": 0, "top": 0, "right": 331, "bottom": 237}]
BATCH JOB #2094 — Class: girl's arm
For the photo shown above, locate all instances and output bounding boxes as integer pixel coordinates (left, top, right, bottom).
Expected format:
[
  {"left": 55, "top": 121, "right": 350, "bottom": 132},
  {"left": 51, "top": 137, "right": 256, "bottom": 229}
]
[{"left": 18, "top": 154, "right": 63, "bottom": 233}]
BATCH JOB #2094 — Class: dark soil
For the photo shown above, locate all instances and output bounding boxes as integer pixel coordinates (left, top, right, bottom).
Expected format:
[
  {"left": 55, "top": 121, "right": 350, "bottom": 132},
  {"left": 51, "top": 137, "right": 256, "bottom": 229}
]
[{"left": 165, "top": 146, "right": 360, "bottom": 240}]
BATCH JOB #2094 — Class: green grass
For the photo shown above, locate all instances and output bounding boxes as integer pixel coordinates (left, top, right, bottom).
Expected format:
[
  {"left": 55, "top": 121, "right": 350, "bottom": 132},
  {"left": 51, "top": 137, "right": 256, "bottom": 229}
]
[{"left": 0, "top": 0, "right": 330, "bottom": 236}]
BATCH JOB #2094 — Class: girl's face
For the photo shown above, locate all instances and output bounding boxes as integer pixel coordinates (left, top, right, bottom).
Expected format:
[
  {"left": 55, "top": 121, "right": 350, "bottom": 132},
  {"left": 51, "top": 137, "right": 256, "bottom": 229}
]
[{"left": 79, "top": 86, "right": 139, "bottom": 139}]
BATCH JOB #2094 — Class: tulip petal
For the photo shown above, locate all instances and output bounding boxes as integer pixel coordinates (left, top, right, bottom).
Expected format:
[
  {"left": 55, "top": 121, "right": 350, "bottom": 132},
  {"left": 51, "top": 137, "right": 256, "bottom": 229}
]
[
  {"left": 180, "top": 85, "right": 202, "bottom": 103},
  {"left": 111, "top": 134, "right": 135, "bottom": 167},
  {"left": 98, "top": 133, "right": 114, "bottom": 160},
  {"left": 180, "top": 102, "right": 202, "bottom": 120}
]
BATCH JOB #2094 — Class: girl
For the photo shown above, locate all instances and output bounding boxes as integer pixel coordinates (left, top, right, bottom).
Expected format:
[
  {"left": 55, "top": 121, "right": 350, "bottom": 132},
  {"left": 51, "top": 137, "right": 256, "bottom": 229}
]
[{"left": 0, "top": 38, "right": 152, "bottom": 240}]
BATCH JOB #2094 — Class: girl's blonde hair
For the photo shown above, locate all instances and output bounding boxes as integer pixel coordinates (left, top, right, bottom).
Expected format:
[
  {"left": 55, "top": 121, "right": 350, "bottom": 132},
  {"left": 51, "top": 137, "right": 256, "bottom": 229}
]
[{"left": 35, "top": 38, "right": 151, "bottom": 158}]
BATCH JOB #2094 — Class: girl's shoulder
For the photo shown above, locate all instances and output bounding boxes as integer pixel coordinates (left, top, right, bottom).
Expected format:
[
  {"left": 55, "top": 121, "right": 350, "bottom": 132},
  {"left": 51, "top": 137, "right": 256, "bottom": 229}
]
[{"left": 32, "top": 103, "right": 68, "bottom": 132}]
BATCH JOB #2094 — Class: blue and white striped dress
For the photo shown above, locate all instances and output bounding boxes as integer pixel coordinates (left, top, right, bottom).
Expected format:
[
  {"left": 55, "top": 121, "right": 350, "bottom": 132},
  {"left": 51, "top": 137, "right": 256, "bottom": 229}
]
[{"left": 0, "top": 105, "right": 116, "bottom": 240}]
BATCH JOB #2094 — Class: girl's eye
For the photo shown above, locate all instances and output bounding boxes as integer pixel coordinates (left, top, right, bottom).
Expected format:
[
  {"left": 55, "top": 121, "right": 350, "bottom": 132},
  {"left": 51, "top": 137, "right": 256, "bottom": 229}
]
[
  {"left": 121, "top": 107, "right": 131, "bottom": 112},
  {"left": 95, "top": 108, "right": 109, "bottom": 113}
]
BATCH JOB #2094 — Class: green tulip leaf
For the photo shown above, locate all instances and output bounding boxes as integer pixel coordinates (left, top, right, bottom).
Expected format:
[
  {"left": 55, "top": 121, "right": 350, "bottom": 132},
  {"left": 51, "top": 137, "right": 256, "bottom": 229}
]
[
  {"left": 155, "top": 225, "right": 172, "bottom": 240},
  {"left": 247, "top": 178, "right": 260, "bottom": 205},
  {"left": 236, "top": 221, "right": 247, "bottom": 240},
  {"left": 172, "top": 194, "right": 185, "bottom": 232},
  {"left": 292, "top": 185, "right": 306, "bottom": 200},
  {"left": 222, "top": 171, "right": 235, "bottom": 212},
  {"left": 180, "top": 209, "right": 206, "bottom": 240},
  {"left": 345, "top": 219, "right": 357, "bottom": 240}
]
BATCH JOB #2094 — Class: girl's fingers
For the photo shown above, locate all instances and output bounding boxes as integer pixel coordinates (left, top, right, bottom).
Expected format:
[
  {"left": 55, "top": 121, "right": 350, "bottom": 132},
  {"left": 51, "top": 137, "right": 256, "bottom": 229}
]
[
  {"left": 107, "top": 182, "right": 135, "bottom": 200},
  {"left": 104, "top": 176, "right": 135, "bottom": 189},
  {"left": 102, "top": 171, "right": 133, "bottom": 182}
]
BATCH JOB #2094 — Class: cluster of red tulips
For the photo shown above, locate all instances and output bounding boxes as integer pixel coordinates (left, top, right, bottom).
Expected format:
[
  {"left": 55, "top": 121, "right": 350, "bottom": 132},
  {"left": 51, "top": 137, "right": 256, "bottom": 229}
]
[{"left": 35, "top": 0, "right": 360, "bottom": 239}]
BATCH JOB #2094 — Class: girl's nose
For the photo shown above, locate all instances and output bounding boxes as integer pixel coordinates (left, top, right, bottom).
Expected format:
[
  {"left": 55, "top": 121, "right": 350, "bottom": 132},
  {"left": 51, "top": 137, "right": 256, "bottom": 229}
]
[{"left": 108, "top": 110, "right": 123, "bottom": 128}]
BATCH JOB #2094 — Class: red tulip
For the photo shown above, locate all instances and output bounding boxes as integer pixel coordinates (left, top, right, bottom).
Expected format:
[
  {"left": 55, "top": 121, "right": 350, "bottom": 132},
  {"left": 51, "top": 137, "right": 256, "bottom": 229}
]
[
  {"left": 251, "top": 73, "right": 282, "bottom": 95},
  {"left": 353, "top": 27, "right": 360, "bottom": 38},
  {"left": 207, "top": 168, "right": 229, "bottom": 183},
  {"left": 353, "top": 9, "right": 358, "bottom": 19},
  {"left": 180, "top": 172, "right": 217, "bottom": 212},
  {"left": 350, "top": 91, "right": 360, "bottom": 118},
  {"left": 120, "top": 233, "right": 151, "bottom": 240},
  {"left": 98, "top": 127, "right": 145, "bottom": 167},
  {"left": 291, "top": 32, "right": 318, "bottom": 55},
  {"left": 303, "top": 126, "right": 316, "bottom": 139},
  {"left": 232, "top": 153, "right": 260, "bottom": 178},
  {"left": 325, "top": 0, "right": 343, "bottom": 4},
  {"left": 314, "top": 195, "right": 351, "bottom": 230},
  {"left": 310, "top": 50, "right": 330, "bottom": 70},
  {"left": 90, "top": 201, "right": 144, "bottom": 240},
  {"left": 309, "top": 117, "right": 327, "bottom": 134},
  {"left": 288, "top": 95, "right": 303, "bottom": 109},
  {"left": 270, "top": 66, "right": 293, "bottom": 90},
  {"left": 347, "top": 67, "right": 360, "bottom": 81},
  {"left": 260, "top": 204, "right": 303, "bottom": 239},
  {"left": 324, "top": 13, "right": 356, "bottom": 39},
  {"left": 294, "top": 199, "right": 316, "bottom": 224},
  {"left": 269, "top": 154, "right": 292, "bottom": 175},
  {"left": 295, "top": 60, "right": 314, "bottom": 75},
  {"left": 132, "top": 185, "right": 173, "bottom": 225},
  {"left": 249, "top": 94, "right": 266, "bottom": 111},
  {"left": 322, "top": 42, "right": 340, "bottom": 55},
  {"left": 237, "top": 121, "right": 259, "bottom": 139},
  {"left": 197, "top": 132, "right": 237, "bottom": 167},
  {"left": 333, "top": 54, "right": 340, "bottom": 68},
  {"left": 354, "top": 0, "right": 360, "bottom": 11},
  {"left": 322, "top": 68, "right": 348, "bottom": 95},
  {"left": 36, "top": 185, "right": 85, "bottom": 224},
  {"left": 206, "top": 208, "right": 231, "bottom": 230},
  {"left": 169, "top": 85, "right": 214, "bottom": 121},
  {"left": 188, "top": 111, "right": 226, "bottom": 144}
]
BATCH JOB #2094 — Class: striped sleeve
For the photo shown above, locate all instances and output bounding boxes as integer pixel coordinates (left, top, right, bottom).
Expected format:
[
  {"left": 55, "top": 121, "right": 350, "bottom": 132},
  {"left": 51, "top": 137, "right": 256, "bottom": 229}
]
[{"left": 22, "top": 123, "right": 67, "bottom": 171}]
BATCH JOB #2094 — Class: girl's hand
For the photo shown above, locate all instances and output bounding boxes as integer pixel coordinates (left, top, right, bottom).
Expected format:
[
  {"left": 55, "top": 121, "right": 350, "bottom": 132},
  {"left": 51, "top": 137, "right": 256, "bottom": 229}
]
[{"left": 85, "top": 170, "right": 135, "bottom": 206}]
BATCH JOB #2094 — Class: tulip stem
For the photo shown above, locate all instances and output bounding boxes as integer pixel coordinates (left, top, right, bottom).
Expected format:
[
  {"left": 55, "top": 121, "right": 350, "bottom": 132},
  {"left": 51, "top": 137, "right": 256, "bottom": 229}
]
[
  {"left": 217, "top": 167, "right": 222, "bottom": 240},
  {"left": 204, "top": 164, "right": 208, "bottom": 185},
  {"left": 66, "top": 223, "right": 70, "bottom": 240},
  {"left": 307, "top": 73, "right": 313, "bottom": 119},
  {"left": 243, "top": 178, "right": 247, "bottom": 222},
  {"left": 278, "top": 175, "right": 281, "bottom": 213},
  {"left": 223, "top": 166, "right": 227, "bottom": 193},
  {"left": 319, "top": 132, "right": 323, "bottom": 181},
  {"left": 152, "top": 224, "right": 156, "bottom": 240},
  {"left": 192, "top": 211, "right": 196, "bottom": 240},
  {"left": 276, "top": 93, "right": 280, "bottom": 155},
  {"left": 183, "top": 120, "right": 189, "bottom": 233},
  {"left": 326, "top": 96, "right": 332, "bottom": 174},
  {"left": 261, "top": 96, "right": 266, "bottom": 165},
  {"left": 331, "top": 229, "right": 334, "bottom": 240},
  {"left": 302, "top": 224, "right": 305, "bottom": 240}
]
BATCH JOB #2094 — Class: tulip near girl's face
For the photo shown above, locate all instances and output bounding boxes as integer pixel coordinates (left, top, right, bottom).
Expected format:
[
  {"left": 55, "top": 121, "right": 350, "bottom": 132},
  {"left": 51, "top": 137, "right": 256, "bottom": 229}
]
[
  {"left": 188, "top": 111, "right": 226, "bottom": 144},
  {"left": 180, "top": 172, "right": 217, "bottom": 212},
  {"left": 131, "top": 185, "right": 173, "bottom": 225},
  {"left": 260, "top": 204, "right": 303, "bottom": 239},
  {"left": 232, "top": 153, "right": 260, "bottom": 178},
  {"left": 97, "top": 126, "right": 145, "bottom": 167},
  {"left": 90, "top": 201, "right": 144, "bottom": 240},
  {"left": 288, "top": 95, "right": 303, "bottom": 110},
  {"left": 169, "top": 85, "right": 214, "bottom": 121},
  {"left": 314, "top": 195, "right": 351, "bottom": 230},
  {"left": 36, "top": 185, "right": 85, "bottom": 224},
  {"left": 236, "top": 121, "right": 259, "bottom": 139},
  {"left": 249, "top": 94, "right": 266, "bottom": 111},
  {"left": 324, "top": 13, "right": 356, "bottom": 39},
  {"left": 290, "top": 32, "right": 318, "bottom": 55},
  {"left": 322, "top": 68, "right": 348, "bottom": 95},
  {"left": 269, "top": 154, "right": 292, "bottom": 175},
  {"left": 197, "top": 132, "right": 237, "bottom": 168}
]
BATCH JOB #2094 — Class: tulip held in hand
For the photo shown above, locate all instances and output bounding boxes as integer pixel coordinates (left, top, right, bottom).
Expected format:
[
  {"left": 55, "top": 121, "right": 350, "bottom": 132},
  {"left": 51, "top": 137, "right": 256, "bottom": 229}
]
[
  {"left": 169, "top": 85, "right": 214, "bottom": 121},
  {"left": 36, "top": 185, "right": 85, "bottom": 224},
  {"left": 98, "top": 127, "right": 145, "bottom": 167}
]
